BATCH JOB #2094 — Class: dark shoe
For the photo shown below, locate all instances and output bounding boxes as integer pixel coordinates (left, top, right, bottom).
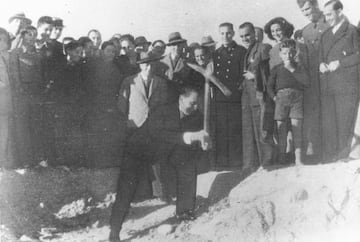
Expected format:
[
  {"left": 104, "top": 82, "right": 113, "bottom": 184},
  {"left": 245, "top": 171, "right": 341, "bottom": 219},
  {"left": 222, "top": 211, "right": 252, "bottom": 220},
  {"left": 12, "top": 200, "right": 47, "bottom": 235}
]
[
  {"left": 109, "top": 230, "right": 121, "bottom": 242},
  {"left": 176, "top": 211, "right": 196, "bottom": 221}
]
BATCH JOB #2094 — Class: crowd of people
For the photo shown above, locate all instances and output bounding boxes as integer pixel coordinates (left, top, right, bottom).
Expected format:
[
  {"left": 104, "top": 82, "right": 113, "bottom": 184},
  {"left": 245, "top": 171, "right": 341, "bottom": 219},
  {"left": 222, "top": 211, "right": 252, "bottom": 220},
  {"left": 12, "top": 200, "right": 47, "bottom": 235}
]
[{"left": 1, "top": 0, "right": 360, "bottom": 241}]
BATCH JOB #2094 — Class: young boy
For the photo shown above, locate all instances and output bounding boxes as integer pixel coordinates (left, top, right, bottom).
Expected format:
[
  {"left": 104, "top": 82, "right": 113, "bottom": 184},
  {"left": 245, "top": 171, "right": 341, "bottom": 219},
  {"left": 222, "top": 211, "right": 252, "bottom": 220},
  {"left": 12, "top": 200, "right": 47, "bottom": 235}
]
[{"left": 267, "top": 39, "right": 309, "bottom": 165}]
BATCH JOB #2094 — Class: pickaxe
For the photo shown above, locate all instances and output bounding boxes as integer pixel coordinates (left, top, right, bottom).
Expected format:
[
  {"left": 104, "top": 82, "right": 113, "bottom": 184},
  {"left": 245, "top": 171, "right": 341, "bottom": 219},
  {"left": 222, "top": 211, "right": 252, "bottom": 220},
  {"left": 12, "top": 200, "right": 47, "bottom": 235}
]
[{"left": 186, "top": 62, "right": 232, "bottom": 134}]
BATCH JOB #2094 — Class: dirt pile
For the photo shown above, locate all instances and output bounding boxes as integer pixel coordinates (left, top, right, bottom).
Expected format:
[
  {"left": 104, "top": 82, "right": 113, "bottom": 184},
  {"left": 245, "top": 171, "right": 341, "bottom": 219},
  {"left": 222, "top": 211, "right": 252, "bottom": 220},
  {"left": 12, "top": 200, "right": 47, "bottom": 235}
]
[{"left": 1, "top": 160, "right": 360, "bottom": 241}]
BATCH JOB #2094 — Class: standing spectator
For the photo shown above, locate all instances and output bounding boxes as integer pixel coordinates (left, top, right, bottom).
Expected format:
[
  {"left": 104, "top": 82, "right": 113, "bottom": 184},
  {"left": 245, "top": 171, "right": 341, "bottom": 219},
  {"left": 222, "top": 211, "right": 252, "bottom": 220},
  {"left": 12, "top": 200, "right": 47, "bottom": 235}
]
[
  {"left": 297, "top": 0, "right": 330, "bottom": 162},
  {"left": 42, "top": 41, "right": 87, "bottom": 165},
  {"left": 212, "top": 22, "right": 246, "bottom": 167},
  {"left": 48, "top": 18, "right": 65, "bottom": 59},
  {"left": 87, "top": 29, "right": 102, "bottom": 57},
  {"left": 10, "top": 26, "right": 43, "bottom": 166},
  {"left": 117, "top": 34, "right": 139, "bottom": 76},
  {"left": 319, "top": 0, "right": 360, "bottom": 161},
  {"left": 87, "top": 29, "right": 102, "bottom": 49},
  {"left": 264, "top": 17, "right": 306, "bottom": 70},
  {"left": 264, "top": 17, "right": 309, "bottom": 164},
  {"left": 8, "top": 13, "right": 32, "bottom": 49},
  {"left": 85, "top": 41, "right": 124, "bottom": 167},
  {"left": 78, "top": 36, "right": 94, "bottom": 60},
  {"left": 35, "top": 16, "right": 54, "bottom": 58},
  {"left": 294, "top": 30, "right": 305, "bottom": 44},
  {"left": 200, "top": 35, "right": 217, "bottom": 55},
  {"left": 0, "top": 28, "right": 15, "bottom": 168},
  {"left": 267, "top": 39, "right": 309, "bottom": 165},
  {"left": 118, "top": 52, "right": 168, "bottom": 199},
  {"left": 155, "top": 32, "right": 190, "bottom": 103},
  {"left": 239, "top": 22, "right": 275, "bottom": 170},
  {"left": 150, "top": 39, "right": 166, "bottom": 58},
  {"left": 134, "top": 36, "right": 151, "bottom": 54},
  {"left": 254, "top": 27, "right": 272, "bottom": 53}
]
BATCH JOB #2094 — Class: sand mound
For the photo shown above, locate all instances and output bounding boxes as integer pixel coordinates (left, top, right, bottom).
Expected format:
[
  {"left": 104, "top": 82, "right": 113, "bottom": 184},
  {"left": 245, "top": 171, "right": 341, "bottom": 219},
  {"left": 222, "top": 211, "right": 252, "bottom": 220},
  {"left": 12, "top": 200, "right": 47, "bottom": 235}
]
[{"left": 1, "top": 160, "right": 360, "bottom": 241}]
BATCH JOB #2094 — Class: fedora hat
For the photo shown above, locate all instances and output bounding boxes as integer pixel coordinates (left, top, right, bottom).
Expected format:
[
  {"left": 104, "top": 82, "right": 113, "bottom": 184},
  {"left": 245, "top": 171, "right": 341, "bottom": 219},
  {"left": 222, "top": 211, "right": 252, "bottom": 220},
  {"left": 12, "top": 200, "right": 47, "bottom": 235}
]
[
  {"left": 135, "top": 36, "right": 151, "bottom": 46},
  {"left": 53, "top": 18, "right": 64, "bottom": 28},
  {"left": 201, "top": 35, "right": 216, "bottom": 47},
  {"left": 136, "top": 51, "right": 163, "bottom": 64},
  {"left": 167, "top": 32, "right": 187, "bottom": 46},
  {"left": 8, "top": 13, "right": 32, "bottom": 25}
]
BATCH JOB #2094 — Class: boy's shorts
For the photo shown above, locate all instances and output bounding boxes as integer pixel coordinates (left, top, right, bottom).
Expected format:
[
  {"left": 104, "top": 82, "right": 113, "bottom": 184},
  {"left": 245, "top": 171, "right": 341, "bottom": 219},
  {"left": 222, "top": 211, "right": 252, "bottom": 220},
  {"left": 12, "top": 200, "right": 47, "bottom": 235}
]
[{"left": 274, "top": 88, "right": 303, "bottom": 121}]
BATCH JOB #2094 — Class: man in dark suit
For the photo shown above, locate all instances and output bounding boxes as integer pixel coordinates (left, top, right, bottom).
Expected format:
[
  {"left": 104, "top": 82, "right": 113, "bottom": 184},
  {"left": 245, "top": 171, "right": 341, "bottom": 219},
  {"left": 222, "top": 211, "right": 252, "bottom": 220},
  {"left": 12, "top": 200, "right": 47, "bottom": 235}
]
[
  {"left": 297, "top": 0, "right": 330, "bottom": 162},
  {"left": 319, "top": 0, "right": 360, "bottom": 161},
  {"left": 109, "top": 86, "right": 210, "bottom": 242},
  {"left": 239, "top": 22, "right": 275, "bottom": 169}
]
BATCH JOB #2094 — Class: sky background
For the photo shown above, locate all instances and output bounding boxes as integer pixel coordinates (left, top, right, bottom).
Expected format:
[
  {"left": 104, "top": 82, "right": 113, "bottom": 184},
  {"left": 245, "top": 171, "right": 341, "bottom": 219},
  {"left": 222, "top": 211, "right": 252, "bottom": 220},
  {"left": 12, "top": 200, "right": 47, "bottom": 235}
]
[{"left": 1, "top": 0, "right": 359, "bottom": 45}]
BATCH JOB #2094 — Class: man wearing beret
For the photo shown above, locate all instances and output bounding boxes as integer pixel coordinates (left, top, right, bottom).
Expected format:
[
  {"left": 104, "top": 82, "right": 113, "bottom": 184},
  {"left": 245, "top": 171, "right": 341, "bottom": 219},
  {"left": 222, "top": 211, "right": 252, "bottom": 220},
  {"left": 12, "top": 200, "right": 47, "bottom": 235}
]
[
  {"left": 297, "top": 0, "right": 330, "bottom": 162},
  {"left": 212, "top": 22, "right": 247, "bottom": 167},
  {"left": 109, "top": 85, "right": 210, "bottom": 242},
  {"left": 154, "top": 32, "right": 191, "bottom": 103}
]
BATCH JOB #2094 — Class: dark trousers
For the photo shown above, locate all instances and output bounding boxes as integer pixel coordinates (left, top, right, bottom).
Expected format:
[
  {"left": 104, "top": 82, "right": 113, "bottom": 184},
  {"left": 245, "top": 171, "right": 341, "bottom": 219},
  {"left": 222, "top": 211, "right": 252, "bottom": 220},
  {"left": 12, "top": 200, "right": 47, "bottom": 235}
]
[
  {"left": 321, "top": 92, "right": 358, "bottom": 161},
  {"left": 212, "top": 102, "right": 242, "bottom": 167},
  {"left": 109, "top": 145, "right": 198, "bottom": 233},
  {"left": 242, "top": 104, "right": 274, "bottom": 168}
]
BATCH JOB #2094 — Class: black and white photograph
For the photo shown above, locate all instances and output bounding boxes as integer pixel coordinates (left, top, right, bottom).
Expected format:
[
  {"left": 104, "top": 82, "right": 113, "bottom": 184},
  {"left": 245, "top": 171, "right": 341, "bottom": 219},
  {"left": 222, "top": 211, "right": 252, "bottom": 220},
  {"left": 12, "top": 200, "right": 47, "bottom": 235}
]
[{"left": 1, "top": 0, "right": 360, "bottom": 241}]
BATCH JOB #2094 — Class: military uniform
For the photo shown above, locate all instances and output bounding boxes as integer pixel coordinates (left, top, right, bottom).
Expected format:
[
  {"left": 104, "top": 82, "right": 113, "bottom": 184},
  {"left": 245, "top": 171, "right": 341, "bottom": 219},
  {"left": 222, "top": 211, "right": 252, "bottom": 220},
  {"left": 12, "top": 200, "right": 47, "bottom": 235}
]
[
  {"left": 302, "top": 15, "right": 329, "bottom": 159},
  {"left": 212, "top": 41, "right": 246, "bottom": 167}
]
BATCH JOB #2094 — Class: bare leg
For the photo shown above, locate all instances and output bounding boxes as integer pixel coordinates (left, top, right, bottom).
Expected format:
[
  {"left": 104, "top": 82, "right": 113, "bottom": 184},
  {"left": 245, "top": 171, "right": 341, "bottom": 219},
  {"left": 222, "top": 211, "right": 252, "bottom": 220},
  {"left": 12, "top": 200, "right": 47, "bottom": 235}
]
[
  {"left": 291, "top": 118, "right": 303, "bottom": 165},
  {"left": 277, "top": 120, "right": 287, "bottom": 164}
]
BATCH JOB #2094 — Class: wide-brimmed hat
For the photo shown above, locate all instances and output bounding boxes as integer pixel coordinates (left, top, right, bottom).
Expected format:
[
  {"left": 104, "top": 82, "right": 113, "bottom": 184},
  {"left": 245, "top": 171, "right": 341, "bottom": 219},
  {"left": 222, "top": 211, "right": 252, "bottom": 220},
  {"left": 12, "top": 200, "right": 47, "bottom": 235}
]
[
  {"left": 135, "top": 36, "right": 151, "bottom": 47},
  {"left": 167, "top": 32, "right": 187, "bottom": 46},
  {"left": 136, "top": 51, "right": 163, "bottom": 64},
  {"left": 53, "top": 18, "right": 64, "bottom": 28},
  {"left": 8, "top": 13, "right": 32, "bottom": 25},
  {"left": 201, "top": 35, "right": 216, "bottom": 47}
]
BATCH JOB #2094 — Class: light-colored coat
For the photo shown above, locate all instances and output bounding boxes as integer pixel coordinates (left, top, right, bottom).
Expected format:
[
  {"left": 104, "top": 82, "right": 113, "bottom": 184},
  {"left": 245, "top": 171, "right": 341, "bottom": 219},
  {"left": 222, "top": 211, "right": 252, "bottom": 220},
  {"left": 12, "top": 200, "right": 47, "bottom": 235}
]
[{"left": 118, "top": 73, "right": 168, "bottom": 129}]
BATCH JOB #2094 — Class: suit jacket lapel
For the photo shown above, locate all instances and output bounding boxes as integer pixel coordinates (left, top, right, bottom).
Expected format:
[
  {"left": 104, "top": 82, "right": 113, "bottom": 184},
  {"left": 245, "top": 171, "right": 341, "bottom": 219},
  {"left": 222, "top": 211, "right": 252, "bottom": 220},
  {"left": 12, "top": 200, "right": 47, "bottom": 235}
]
[
  {"left": 174, "top": 57, "right": 185, "bottom": 72},
  {"left": 148, "top": 76, "right": 158, "bottom": 100},
  {"left": 324, "top": 20, "right": 349, "bottom": 59},
  {"left": 134, "top": 74, "right": 148, "bottom": 101},
  {"left": 163, "top": 55, "right": 174, "bottom": 79}
]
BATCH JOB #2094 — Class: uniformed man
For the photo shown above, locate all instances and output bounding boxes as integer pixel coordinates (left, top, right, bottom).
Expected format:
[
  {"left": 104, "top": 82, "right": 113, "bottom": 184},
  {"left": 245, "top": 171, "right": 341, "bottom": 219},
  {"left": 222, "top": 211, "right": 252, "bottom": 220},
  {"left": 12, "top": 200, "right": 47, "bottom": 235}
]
[
  {"left": 212, "top": 22, "right": 246, "bottom": 167},
  {"left": 297, "top": 0, "right": 330, "bottom": 162}
]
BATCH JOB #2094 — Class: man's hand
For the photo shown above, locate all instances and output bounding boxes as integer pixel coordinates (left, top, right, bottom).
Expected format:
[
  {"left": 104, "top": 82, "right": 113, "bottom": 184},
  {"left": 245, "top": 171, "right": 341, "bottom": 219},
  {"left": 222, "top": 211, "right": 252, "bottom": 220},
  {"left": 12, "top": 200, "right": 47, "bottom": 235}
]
[
  {"left": 243, "top": 70, "right": 255, "bottom": 80},
  {"left": 183, "top": 130, "right": 212, "bottom": 150},
  {"left": 327, "top": 60, "right": 340, "bottom": 72},
  {"left": 319, "top": 63, "right": 329, "bottom": 74},
  {"left": 199, "top": 131, "right": 212, "bottom": 151}
]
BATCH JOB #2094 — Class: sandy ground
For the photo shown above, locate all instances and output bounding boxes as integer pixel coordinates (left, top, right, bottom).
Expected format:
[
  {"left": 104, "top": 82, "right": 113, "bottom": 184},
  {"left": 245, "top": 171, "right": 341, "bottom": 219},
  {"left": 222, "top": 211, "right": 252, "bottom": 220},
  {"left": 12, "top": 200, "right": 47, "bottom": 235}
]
[{"left": 1, "top": 160, "right": 360, "bottom": 242}]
